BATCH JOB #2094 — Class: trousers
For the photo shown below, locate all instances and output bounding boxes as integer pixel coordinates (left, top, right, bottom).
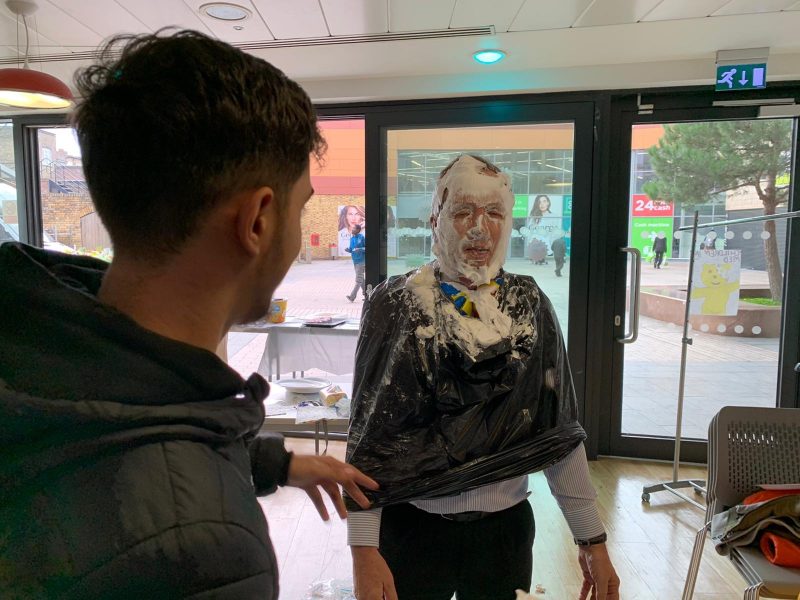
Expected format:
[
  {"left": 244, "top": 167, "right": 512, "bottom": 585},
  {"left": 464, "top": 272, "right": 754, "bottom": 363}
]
[
  {"left": 379, "top": 501, "right": 535, "bottom": 600},
  {"left": 348, "top": 262, "right": 366, "bottom": 300}
]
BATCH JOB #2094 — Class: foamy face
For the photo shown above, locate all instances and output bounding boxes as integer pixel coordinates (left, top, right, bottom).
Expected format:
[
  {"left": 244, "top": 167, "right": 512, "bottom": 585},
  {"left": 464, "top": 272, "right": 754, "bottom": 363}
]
[{"left": 431, "top": 155, "right": 514, "bottom": 286}]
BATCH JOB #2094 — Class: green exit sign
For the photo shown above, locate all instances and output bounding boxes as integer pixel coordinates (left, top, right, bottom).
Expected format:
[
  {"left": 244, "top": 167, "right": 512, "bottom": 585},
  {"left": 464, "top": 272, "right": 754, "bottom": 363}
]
[{"left": 715, "top": 63, "right": 767, "bottom": 91}]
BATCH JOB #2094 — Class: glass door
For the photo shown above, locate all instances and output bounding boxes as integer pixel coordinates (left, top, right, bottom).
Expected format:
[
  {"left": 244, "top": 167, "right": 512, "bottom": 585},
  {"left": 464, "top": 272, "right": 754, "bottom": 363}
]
[
  {"left": 608, "top": 105, "right": 800, "bottom": 461},
  {"left": 386, "top": 124, "right": 575, "bottom": 333},
  {"left": 367, "top": 101, "right": 595, "bottom": 423}
]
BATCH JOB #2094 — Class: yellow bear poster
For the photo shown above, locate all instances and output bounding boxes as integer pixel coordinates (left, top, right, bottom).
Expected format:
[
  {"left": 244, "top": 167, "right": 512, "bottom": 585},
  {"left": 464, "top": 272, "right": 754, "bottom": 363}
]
[{"left": 690, "top": 249, "right": 742, "bottom": 316}]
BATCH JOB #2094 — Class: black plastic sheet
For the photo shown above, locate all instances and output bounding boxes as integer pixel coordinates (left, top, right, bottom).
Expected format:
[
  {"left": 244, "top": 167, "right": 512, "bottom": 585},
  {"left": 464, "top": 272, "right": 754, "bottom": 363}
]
[{"left": 346, "top": 266, "right": 586, "bottom": 509}]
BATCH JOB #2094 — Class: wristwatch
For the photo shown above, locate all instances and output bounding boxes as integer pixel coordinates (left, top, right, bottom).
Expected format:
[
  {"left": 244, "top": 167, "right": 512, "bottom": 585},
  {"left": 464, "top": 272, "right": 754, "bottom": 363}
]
[{"left": 574, "top": 532, "right": 608, "bottom": 546}]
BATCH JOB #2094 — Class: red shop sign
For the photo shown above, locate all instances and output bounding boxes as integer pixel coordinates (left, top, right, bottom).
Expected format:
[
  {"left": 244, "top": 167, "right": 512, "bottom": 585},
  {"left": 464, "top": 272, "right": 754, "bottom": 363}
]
[{"left": 632, "top": 194, "right": 674, "bottom": 217}]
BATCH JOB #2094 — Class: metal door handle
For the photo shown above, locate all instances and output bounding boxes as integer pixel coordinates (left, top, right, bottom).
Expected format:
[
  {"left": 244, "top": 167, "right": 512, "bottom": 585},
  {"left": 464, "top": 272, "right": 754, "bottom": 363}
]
[
  {"left": 795, "top": 362, "right": 800, "bottom": 373},
  {"left": 617, "top": 247, "right": 642, "bottom": 344}
]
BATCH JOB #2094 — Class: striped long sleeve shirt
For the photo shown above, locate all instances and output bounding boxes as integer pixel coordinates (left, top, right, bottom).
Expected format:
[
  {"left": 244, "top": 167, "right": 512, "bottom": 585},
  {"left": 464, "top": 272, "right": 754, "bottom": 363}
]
[{"left": 347, "top": 443, "right": 605, "bottom": 547}]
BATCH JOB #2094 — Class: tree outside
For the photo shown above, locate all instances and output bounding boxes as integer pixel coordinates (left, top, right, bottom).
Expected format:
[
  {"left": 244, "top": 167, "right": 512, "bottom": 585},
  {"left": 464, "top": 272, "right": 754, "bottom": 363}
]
[{"left": 643, "top": 120, "right": 792, "bottom": 301}]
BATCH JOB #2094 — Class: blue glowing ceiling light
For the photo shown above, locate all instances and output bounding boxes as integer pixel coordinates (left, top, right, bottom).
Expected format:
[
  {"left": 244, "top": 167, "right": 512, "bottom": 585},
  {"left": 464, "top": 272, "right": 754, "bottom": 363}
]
[{"left": 473, "top": 50, "right": 506, "bottom": 65}]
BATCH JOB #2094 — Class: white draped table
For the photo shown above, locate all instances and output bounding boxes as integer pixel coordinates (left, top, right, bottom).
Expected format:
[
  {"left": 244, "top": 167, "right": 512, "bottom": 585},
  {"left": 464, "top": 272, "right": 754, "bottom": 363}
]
[{"left": 232, "top": 318, "right": 360, "bottom": 380}]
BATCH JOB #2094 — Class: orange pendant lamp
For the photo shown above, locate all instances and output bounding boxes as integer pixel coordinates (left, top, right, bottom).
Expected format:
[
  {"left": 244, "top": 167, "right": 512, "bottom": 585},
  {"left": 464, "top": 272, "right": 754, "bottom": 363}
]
[{"left": 0, "top": 0, "right": 72, "bottom": 109}]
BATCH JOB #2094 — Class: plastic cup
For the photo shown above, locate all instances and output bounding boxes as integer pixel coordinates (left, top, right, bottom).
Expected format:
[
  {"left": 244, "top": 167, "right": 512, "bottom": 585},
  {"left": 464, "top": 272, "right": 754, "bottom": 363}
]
[{"left": 268, "top": 298, "right": 287, "bottom": 323}]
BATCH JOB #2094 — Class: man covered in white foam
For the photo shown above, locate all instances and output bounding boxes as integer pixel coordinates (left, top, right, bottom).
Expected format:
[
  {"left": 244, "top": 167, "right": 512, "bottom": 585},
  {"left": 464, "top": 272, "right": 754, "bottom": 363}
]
[{"left": 346, "top": 155, "right": 620, "bottom": 600}]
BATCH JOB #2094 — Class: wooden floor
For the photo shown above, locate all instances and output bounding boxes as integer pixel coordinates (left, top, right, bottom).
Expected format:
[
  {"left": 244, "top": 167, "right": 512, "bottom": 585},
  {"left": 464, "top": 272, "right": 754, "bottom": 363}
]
[{"left": 259, "top": 439, "right": 744, "bottom": 600}]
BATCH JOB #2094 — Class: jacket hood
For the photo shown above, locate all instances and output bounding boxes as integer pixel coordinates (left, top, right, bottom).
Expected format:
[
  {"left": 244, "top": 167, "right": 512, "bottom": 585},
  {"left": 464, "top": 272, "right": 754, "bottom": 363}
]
[{"left": 0, "top": 243, "right": 266, "bottom": 499}]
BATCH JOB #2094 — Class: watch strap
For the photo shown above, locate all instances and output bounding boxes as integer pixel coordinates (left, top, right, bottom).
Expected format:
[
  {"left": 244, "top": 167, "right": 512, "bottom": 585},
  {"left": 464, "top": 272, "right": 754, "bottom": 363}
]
[{"left": 575, "top": 532, "right": 608, "bottom": 546}]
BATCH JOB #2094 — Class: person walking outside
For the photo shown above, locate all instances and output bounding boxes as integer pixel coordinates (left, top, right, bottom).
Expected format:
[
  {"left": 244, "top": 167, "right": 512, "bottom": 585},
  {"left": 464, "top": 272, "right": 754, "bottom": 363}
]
[
  {"left": 552, "top": 234, "right": 567, "bottom": 277},
  {"left": 346, "top": 223, "right": 366, "bottom": 302},
  {"left": 652, "top": 233, "right": 667, "bottom": 269}
]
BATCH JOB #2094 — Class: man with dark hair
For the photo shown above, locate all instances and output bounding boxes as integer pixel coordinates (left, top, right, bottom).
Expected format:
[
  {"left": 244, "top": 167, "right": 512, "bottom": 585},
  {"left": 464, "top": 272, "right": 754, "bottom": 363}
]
[{"left": 0, "top": 31, "right": 376, "bottom": 599}]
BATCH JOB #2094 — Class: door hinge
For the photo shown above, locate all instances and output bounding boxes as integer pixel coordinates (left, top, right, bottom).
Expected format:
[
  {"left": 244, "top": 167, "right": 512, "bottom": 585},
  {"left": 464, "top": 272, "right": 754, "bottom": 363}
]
[{"left": 637, "top": 94, "right": 654, "bottom": 115}]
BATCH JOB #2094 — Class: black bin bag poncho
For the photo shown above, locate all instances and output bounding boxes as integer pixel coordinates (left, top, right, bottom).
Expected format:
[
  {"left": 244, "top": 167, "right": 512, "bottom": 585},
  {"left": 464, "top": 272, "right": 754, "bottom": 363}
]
[{"left": 345, "top": 264, "right": 586, "bottom": 510}]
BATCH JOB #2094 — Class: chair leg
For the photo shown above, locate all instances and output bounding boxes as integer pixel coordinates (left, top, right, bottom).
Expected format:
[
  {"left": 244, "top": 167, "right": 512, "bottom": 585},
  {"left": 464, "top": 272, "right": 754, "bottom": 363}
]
[
  {"left": 743, "top": 583, "right": 762, "bottom": 600},
  {"left": 682, "top": 522, "right": 711, "bottom": 600}
]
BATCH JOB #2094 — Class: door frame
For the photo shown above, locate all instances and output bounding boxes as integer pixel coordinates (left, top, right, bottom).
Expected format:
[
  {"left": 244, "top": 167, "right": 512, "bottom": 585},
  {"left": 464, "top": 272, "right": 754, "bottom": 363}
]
[
  {"left": 9, "top": 114, "right": 70, "bottom": 246},
  {"left": 600, "top": 89, "right": 800, "bottom": 461}
]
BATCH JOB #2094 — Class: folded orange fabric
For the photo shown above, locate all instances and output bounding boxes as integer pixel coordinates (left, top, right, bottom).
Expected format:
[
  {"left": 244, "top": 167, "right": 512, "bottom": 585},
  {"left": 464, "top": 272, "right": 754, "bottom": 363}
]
[
  {"left": 743, "top": 489, "right": 800, "bottom": 505},
  {"left": 760, "top": 532, "right": 800, "bottom": 568}
]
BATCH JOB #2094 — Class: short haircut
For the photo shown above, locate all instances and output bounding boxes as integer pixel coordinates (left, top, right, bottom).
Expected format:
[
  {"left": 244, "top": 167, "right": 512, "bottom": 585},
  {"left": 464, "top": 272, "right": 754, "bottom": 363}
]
[{"left": 73, "top": 30, "right": 326, "bottom": 261}]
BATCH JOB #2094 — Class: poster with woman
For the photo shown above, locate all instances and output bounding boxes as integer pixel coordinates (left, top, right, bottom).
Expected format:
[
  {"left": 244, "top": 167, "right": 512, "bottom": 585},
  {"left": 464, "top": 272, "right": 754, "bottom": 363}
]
[
  {"left": 338, "top": 204, "right": 365, "bottom": 256},
  {"left": 525, "top": 194, "right": 564, "bottom": 263}
]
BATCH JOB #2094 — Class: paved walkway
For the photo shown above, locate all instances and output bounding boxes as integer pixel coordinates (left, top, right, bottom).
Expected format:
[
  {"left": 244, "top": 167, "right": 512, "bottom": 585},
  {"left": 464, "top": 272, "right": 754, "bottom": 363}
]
[
  {"left": 622, "top": 315, "right": 778, "bottom": 440},
  {"left": 228, "top": 257, "right": 780, "bottom": 442}
]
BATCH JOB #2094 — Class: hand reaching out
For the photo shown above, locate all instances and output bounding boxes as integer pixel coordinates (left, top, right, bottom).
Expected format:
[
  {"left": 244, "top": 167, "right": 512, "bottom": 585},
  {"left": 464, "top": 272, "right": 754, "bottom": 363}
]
[{"left": 287, "top": 454, "right": 379, "bottom": 520}]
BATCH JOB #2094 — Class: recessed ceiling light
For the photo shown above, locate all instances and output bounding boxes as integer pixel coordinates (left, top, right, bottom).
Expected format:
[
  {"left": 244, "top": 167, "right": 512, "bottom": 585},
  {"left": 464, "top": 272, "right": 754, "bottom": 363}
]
[
  {"left": 200, "top": 3, "right": 251, "bottom": 21},
  {"left": 473, "top": 50, "right": 506, "bottom": 65}
]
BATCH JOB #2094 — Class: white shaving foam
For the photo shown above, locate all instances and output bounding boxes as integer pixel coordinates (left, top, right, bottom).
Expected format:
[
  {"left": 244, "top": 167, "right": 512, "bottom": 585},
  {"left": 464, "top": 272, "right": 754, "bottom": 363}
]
[
  {"left": 408, "top": 262, "right": 524, "bottom": 359},
  {"left": 431, "top": 155, "right": 514, "bottom": 287}
]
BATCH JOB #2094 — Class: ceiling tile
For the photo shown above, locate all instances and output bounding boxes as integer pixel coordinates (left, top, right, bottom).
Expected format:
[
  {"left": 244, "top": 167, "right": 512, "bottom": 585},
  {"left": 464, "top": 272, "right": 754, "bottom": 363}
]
[
  {"left": 0, "top": 15, "right": 27, "bottom": 53},
  {"left": 0, "top": 45, "right": 19, "bottom": 59},
  {"left": 0, "top": 11, "right": 72, "bottom": 60},
  {"left": 320, "top": 0, "right": 387, "bottom": 35},
  {"left": 451, "top": 0, "right": 525, "bottom": 33},
  {"left": 713, "top": 0, "right": 797, "bottom": 15},
  {"left": 46, "top": 0, "right": 150, "bottom": 37},
  {"left": 390, "top": 0, "right": 455, "bottom": 31},
  {"left": 183, "top": 0, "right": 274, "bottom": 42},
  {"left": 510, "top": 0, "right": 594, "bottom": 31},
  {"left": 642, "top": 0, "right": 731, "bottom": 20},
  {"left": 250, "top": 0, "right": 328, "bottom": 38},
  {"left": 0, "top": 1, "right": 102, "bottom": 46},
  {"left": 574, "top": 0, "right": 664, "bottom": 26},
  {"left": 115, "top": 0, "right": 212, "bottom": 34}
]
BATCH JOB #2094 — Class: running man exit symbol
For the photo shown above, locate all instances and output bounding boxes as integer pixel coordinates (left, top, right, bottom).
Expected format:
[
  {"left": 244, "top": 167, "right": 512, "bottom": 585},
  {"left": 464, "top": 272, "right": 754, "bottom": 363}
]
[{"left": 715, "top": 63, "right": 767, "bottom": 91}]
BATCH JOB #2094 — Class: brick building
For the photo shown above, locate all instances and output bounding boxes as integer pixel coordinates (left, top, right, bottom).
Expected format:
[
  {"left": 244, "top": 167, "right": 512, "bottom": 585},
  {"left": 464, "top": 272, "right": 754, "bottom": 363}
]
[
  {"left": 305, "top": 119, "right": 365, "bottom": 259},
  {"left": 29, "top": 121, "right": 368, "bottom": 256}
]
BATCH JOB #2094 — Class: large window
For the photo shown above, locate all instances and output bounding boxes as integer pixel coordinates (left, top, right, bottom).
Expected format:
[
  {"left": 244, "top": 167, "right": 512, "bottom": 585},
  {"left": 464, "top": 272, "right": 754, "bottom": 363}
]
[
  {"left": 394, "top": 147, "right": 573, "bottom": 262},
  {"left": 272, "top": 118, "right": 367, "bottom": 317},
  {"left": 0, "top": 120, "right": 17, "bottom": 247},
  {"left": 622, "top": 120, "right": 792, "bottom": 440},
  {"left": 631, "top": 129, "right": 728, "bottom": 263},
  {"left": 227, "top": 118, "right": 366, "bottom": 378},
  {"left": 37, "top": 127, "right": 112, "bottom": 259}
]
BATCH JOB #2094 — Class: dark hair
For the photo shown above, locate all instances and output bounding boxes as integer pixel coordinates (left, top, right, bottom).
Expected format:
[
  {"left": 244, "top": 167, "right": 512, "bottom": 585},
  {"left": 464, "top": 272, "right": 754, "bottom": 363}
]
[{"left": 72, "top": 30, "right": 326, "bottom": 260}]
